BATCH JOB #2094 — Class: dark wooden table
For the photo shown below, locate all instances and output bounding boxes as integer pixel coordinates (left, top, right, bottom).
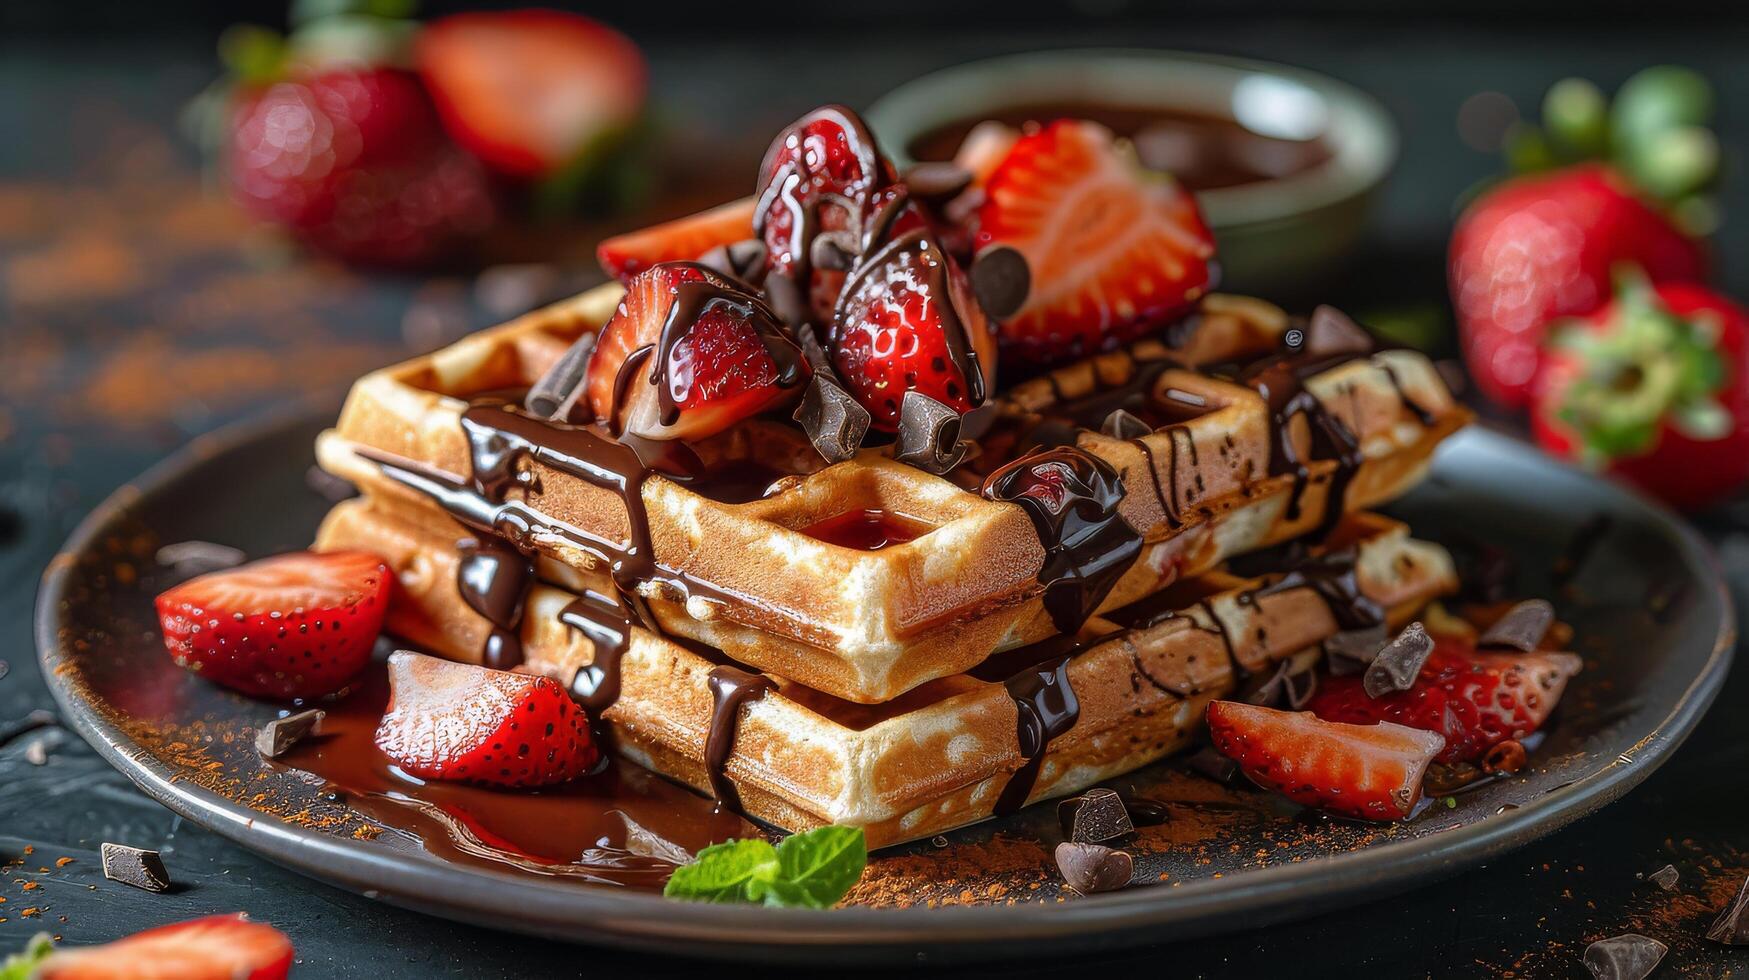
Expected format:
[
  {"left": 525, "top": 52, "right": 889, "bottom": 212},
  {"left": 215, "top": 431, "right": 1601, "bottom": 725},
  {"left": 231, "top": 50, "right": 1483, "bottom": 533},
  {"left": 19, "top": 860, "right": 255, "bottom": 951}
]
[{"left": 3, "top": 20, "right": 1748, "bottom": 978}]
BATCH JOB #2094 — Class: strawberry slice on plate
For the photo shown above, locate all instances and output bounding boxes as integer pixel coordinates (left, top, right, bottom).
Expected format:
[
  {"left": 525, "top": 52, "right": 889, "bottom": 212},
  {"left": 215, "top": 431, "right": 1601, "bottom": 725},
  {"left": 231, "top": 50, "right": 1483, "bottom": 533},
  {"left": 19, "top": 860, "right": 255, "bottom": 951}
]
[
  {"left": 596, "top": 197, "right": 757, "bottom": 281},
  {"left": 585, "top": 262, "right": 809, "bottom": 441},
  {"left": 1306, "top": 634, "right": 1582, "bottom": 764},
  {"left": 973, "top": 119, "right": 1216, "bottom": 363},
  {"left": 154, "top": 550, "right": 389, "bottom": 699},
  {"left": 415, "top": 9, "right": 646, "bottom": 179},
  {"left": 375, "top": 651, "right": 599, "bottom": 788},
  {"left": 1206, "top": 700, "right": 1446, "bottom": 821},
  {"left": 39, "top": 913, "right": 293, "bottom": 980}
]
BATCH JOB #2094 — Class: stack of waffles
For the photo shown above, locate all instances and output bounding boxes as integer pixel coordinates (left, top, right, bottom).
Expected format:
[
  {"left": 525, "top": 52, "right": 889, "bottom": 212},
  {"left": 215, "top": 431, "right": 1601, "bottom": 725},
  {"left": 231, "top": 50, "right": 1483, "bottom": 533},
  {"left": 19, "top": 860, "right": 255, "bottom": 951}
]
[{"left": 312, "top": 284, "right": 1473, "bottom": 847}]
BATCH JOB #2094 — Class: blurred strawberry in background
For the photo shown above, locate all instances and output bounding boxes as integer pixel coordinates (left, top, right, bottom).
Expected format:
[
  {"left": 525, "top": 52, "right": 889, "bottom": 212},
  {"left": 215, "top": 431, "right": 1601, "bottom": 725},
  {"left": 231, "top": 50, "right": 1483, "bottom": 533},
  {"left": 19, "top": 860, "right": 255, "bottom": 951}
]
[{"left": 189, "top": 0, "right": 649, "bottom": 267}]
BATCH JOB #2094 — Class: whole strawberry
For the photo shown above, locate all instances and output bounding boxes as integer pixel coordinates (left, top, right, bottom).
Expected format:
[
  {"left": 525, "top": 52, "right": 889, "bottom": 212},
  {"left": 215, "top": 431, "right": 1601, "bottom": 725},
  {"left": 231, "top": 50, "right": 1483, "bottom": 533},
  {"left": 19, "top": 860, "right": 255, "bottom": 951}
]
[
  {"left": 1449, "top": 68, "right": 1716, "bottom": 407},
  {"left": 227, "top": 66, "right": 496, "bottom": 266},
  {"left": 1532, "top": 280, "right": 1749, "bottom": 511}
]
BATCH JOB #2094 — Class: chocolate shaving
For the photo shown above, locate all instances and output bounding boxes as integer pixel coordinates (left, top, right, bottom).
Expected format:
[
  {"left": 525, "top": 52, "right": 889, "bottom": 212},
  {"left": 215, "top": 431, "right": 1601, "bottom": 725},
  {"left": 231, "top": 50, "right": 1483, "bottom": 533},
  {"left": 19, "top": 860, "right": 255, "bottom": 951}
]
[
  {"left": 1363, "top": 622, "right": 1433, "bottom": 698},
  {"left": 525, "top": 333, "right": 595, "bottom": 419},
  {"left": 1245, "top": 660, "right": 1320, "bottom": 710},
  {"left": 1324, "top": 623, "right": 1389, "bottom": 676},
  {"left": 255, "top": 708, "right": 325, "bottom": 759},
  {"left": 1054, "top": 842, "right": 1133, "bottom": 895},
  {"left": 970, "top": 245, "right": 1030, "bottom": 320},
  {"left": 893, "top": 390, "right": 967, "bottom": 474},
  {"left": 153, "top": 540, "right": 245, "bottom": 575},
  {"left": 1582, "top": 933, "right": 1667, "bottom": 980},
  {"left": 1057, "top": 787, "right": 1135, "bottom": 845},
  {"left": 697, "top": 239, "right": 769, "bottom": 285},
  {"left": 790, "top": 324, "right": 870, "bottom": 464},
  {"left": 1478, "top": 599, "right": 1556, "bottom": 652},
  {"left": 1645, "top": 864, "right": 1680, "bottom": 891},
  {"left": 101, "top": 843, "right": 171, "bottom": 893},
  {"left": 1101, "top": 408, "right": 1154, "bottom": 440},
  {"left": 1707, "top": 875, "right": 1749, "bottom": 944},
  {"left": 808, "top": 231, "right": 857, "bottom": 272},
  {"left": 1300, "top": 305, "right": 1376, "bottom": 360},
  {"left": 901, "top": 162, "right": 975, "bottom": 203}
]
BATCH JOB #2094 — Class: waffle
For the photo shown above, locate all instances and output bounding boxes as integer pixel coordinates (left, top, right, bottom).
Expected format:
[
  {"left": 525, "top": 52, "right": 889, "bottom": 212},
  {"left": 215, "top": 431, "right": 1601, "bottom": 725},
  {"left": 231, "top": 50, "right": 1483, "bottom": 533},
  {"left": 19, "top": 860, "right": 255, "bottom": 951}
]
[
  {"left": 316, "top": 498, "right": 1458, "bottom": 847},
  {"left": 314, "top": 285, "right": 1469, "bottom": 703}
]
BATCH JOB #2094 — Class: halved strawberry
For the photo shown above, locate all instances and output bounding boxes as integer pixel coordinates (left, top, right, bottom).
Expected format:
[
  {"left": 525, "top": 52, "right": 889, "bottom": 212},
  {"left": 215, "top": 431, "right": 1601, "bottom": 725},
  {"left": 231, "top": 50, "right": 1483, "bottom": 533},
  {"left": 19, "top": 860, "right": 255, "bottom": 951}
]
[
  {"left": 375, "top": 651, "right": 599, "bottom": 788},
  {"left": 755, "top": 104, "right": 898, "bottom": 324},
  {"left": 584, "top": 262, "right": 809, "bottom": 441},
  {"left": 1306, "top": 634, "right": 1582, "bottom": 764},
  {"left": 1206, "top": 700, "right": 1446, "bottom": 821},
  {"left": 154, "top": 550, "right": 389, "bottom": 699},
  {"left": 415, "top": 9, "right": 646, "bottom": 179},
  {"left": 974, "top": 120, "right": 1216, "bottom": 362},
  {"left": 596, "top": 197, "right": 757, "bottom": 281},
  {"left": 830, "top": 217, "right": 996, "bottom": 429},
  {"left": 40, "top": 913, "right": 293, "bottom": 980}
]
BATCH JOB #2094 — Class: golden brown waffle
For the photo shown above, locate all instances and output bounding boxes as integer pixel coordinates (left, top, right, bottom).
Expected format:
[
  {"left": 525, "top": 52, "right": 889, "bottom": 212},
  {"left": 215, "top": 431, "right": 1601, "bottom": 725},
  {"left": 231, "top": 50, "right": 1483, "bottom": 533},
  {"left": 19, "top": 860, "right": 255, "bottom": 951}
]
[
  {"left": 314, "top": 284, "right": 1469, "bottom": 703},
  {"left": 317, "top": 499, "right": 1458, "bottom": 847}
]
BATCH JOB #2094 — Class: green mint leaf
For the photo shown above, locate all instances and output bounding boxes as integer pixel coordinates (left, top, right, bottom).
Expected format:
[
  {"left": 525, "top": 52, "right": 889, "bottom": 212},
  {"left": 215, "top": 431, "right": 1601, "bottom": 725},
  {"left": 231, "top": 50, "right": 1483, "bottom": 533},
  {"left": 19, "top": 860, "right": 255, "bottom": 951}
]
[
  {"left": 767, "top": 826, "right": 868, "bottom": 909},
  {"left": 0, "top": 934, "right": 55, "bottom": 980},
  {"left": 663, "top": 838, "right": 779, "bottom": 903}
]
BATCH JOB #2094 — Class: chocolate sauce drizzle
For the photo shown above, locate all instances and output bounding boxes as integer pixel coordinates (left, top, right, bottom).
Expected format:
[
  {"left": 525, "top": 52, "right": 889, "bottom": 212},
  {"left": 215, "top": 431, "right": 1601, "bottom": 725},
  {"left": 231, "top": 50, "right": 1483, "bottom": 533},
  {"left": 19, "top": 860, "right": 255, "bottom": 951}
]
[
  {"left": 968, "top": 634, "right": 1086, "bottom": 815},
  {"left": 455, "top": 536, "right": 534, "bottom": 670},
  {"left": 980, "top": 446, "right": 1144, "bottom": 635},
  {"left": 705, "top": 666, "right": 775, "bottom": 813},
  {"left": 753, "top": 104, "right": 886, "bottom": 309}
]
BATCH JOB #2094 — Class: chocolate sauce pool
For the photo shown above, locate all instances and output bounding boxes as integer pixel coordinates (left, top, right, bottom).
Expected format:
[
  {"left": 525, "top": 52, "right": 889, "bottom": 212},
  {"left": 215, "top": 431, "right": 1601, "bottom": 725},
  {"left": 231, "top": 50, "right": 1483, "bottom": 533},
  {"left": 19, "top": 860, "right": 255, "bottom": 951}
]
[{"left": 275, "top": 664, "right": 759, "bottom": 890}]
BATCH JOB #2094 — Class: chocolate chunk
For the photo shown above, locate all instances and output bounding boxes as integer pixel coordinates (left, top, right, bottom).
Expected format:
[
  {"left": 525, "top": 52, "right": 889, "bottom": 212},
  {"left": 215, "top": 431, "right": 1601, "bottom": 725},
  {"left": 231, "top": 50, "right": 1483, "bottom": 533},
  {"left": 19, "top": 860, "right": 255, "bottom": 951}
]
[
  {"left": 154, "top": 540, "right": 246, "bottom": 575},
  {"left": 1478, "top": 599, "right": 1556, "bottom": 652},
  {"left": 1054, "top": 842, "right": 1133, "bottom": 895},
  {"left": 893, "top": 390, "right": 967, "bottom": 474},
  {"left": 1185, "top": 745, "right": 1240, "bottom": 784},
  {"left": 1363, "top": 622, "right": 1433, "bottom": 698},
  {"left": 101, "top": 843, "right": 171, "bottom": 893},
  {"left": 526, "top": 333, "right": 595, "bottom": 419},
  {"left": 255, "top": 708, "right": 325, "bottom": 759},
  {"left": 1646, "top": 864, "right": 1680, "bottom": 891},
  {"left": 1101, "top": 409, "right": 1154, "bottom": 440},
  {"left": 698, "top": 239, "right": 769, "bottom": 285},
  {"left": 1064, "top": 788, "right": 1135, "bottom": 845},
  {"left": 1301, "top": 305, "right": 1376, "bottom": 360},
  {"left": 1707, "top": 875, "right": 1749, "bottom": 945},
  {"left": 1582, "top": 933, "right": 1667, "bottom": 980},
  {"left": 1324, "top": 623, "right": 1389, "bottom": 676},
  {"left": 790, "top": 324, "right": 870, "bottom": 464},
  {"left": 901, "top": 162, "right": 974, "bottom": 203},
  {"left": 970, "top": 245, "right": 1030, "bottom": 320},
  {"left": 808, "top": 230, "right": 857, "bottom": 272}
]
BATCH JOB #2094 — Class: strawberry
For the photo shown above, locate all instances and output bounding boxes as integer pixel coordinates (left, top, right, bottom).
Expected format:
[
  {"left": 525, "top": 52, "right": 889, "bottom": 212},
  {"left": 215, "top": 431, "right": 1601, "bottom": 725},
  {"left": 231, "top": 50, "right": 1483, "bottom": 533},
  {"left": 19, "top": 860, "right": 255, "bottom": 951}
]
[
  {"left": 972, "top": 120, "right": 1216, "bottom": 363},
  {"left": 227, "top": 67, "right": 497, "bottom": 266},
  {"left": 1206, "top": 700, "right": 1446, "bottom": 822},
  {"left": 39, "top": 913, "right": 293, "bottom": 980},
  {"left": 1450, "top": 164, "right": 1706, "bottom": 407},
  {"left": 1532, "top": 280, "right": 1749, "bottom": 511},
  {"left": 596, "top": 197, "right": 757, "bottom": 281},
  {"left": 1306, "top": 635, "right": 1582, "bottom": 765},
  {"left": 155, "top": 550, "right": 389, "bottom": 699},
  {"left": 829, "top": 214, "right": 996, "bottom": 429},
  {"left": 584, "top": 262, "right": 809, "bottom": 441},
  {"left": 754, "top": 105, "right": 899, "bottom": 325},
  {"left": 374, "top": 650, "right": 599, "bottom": 787},
  {"left": 416, "top": 9, "right": 645, "bottom": 180}
]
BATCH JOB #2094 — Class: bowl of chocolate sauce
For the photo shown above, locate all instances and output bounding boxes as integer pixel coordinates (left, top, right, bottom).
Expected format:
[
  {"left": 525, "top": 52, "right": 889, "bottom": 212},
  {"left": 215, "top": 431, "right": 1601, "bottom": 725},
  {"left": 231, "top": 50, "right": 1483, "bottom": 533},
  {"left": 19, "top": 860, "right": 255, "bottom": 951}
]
[{"left": 868, "top": 49, "right": 1397, "bottom": 296}]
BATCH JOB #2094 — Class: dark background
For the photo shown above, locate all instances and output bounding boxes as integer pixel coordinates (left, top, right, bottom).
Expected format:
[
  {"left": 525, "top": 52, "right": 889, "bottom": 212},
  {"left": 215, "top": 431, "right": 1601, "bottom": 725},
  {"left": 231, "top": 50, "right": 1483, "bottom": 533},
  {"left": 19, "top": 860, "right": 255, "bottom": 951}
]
[{"left": 3, "top": 4, "right": 1749, "bottom": 978}]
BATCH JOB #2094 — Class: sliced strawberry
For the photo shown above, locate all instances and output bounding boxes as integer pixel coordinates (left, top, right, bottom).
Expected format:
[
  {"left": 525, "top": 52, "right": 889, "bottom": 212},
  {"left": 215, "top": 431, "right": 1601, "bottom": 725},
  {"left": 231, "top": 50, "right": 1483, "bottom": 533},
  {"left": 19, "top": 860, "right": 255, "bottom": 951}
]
[
  {"left": 1206, "top": 700, "right": 1445, "bottom": 821},
  {"left": 584, "top": 262, "right": 809, "bottom": 441},
  {"left": 415, "top": 10, "right": 646, "bottom": 179},
  {"left": 974, "top": 120, "right": 1216, "bottom": 363},
  {"left": 1306, "top": 635, "right": 1582, "bottom": 764},
  {"left": 154, "top": 550, "right": 389, "bottom": 699},
  {"left": 375, "top": 651, "right": 599, "bottom": 787},
  {"left": 40, "top": 913, "right": 293, "bottom": 980},
  {"left": 754, "top": 104, "right": 898, "bottom": 324},
  {"left": 830, "top": 215, "right": 996, "bottom": 429},
  {"left": 596, "top": 197, "right": 757, "bottom": 281}
]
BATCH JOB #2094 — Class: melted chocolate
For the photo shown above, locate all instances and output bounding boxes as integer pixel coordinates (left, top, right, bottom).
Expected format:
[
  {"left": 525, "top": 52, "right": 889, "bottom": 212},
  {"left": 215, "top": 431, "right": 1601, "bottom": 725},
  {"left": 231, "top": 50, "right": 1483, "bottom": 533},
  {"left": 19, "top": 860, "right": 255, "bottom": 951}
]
[
  {"left": 273, "top": 663, "right": 758, "bottom": 890},
  {"left": 970, "top": 633, "right": 1089, "bottom": 815},
  {"left": 754, "top": 104, "right": 888, "bottom": 311},
  {"left": 1239, "top": 546, "right": 1384, "bottom": 632},
  {"left": 455, "top": 536, "right": 533, "bottom": 670},
  {"left": 981, "top": 446, "right": 1144, "bottom": 635},
  {"left": 560, "top": 590, "right": 641, "bottom": 717},
  {"left": 1381, "top": 363, "right": 1437, "bottom": 427},
  {"left": 705, "top": 666, "right": 775, "bottom": 813},
  {"left": 637, "top": 264, "right": 805, "bottom": 431}
]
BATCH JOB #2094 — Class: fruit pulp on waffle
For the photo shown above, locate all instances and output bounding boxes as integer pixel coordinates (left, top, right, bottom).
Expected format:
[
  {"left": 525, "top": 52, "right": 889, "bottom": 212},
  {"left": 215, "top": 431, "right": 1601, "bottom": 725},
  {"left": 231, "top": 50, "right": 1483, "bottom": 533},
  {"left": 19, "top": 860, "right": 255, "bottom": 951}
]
[{"left": 159, "top": 103, "right": 1583, "bottom": 893}]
